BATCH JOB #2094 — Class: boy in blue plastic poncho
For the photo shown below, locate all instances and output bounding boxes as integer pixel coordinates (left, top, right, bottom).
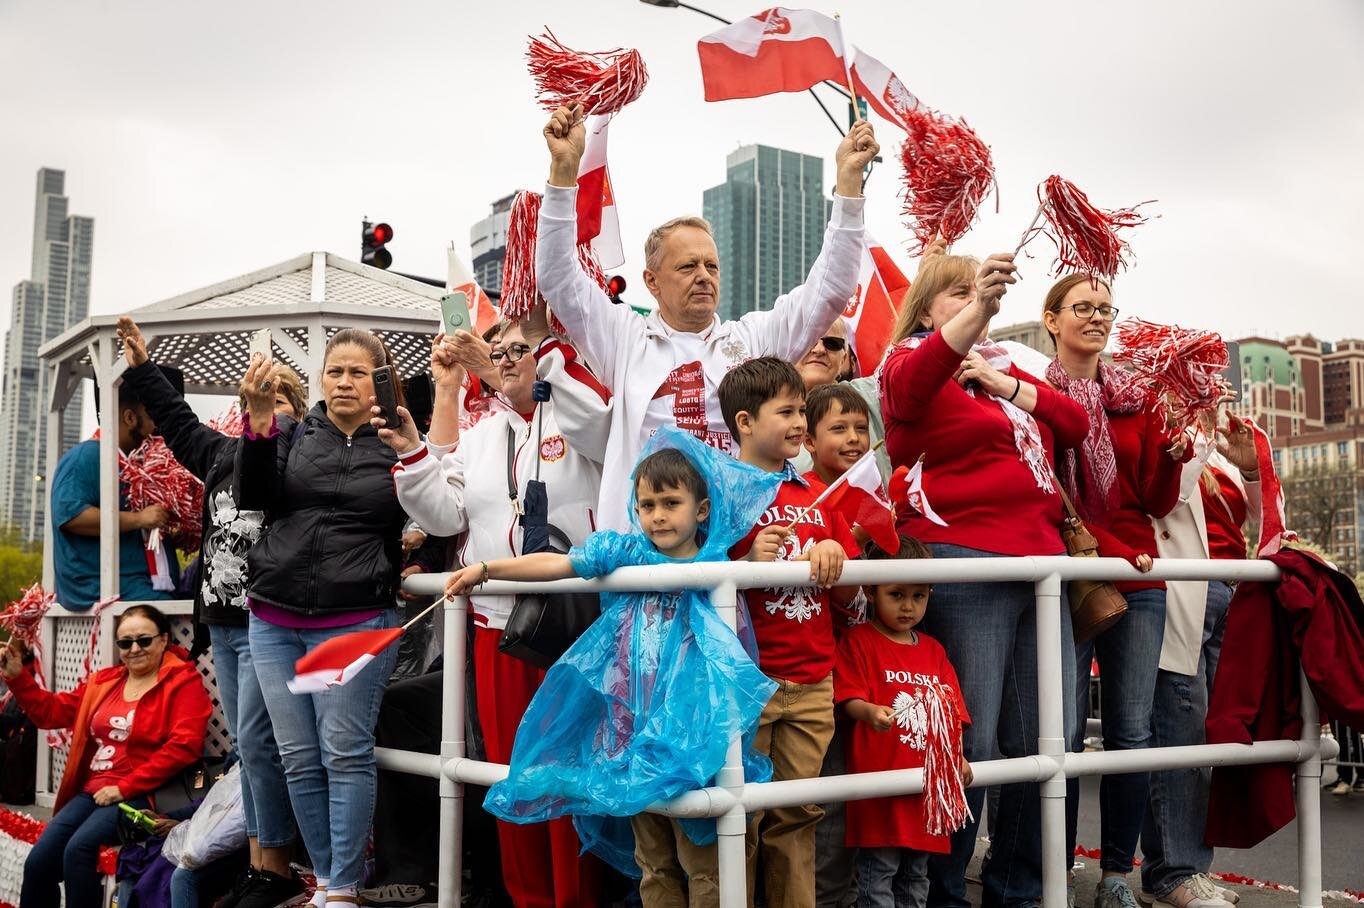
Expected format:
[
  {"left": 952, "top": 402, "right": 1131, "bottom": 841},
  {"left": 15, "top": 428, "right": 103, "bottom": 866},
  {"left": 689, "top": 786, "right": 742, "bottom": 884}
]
[{"left": 443, "top": 426, "right": 785, "bottom": 899}]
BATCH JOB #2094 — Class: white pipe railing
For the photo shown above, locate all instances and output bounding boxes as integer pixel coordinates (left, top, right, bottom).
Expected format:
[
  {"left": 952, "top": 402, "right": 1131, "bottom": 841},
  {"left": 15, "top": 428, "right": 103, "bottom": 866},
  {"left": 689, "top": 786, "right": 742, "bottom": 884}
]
[{"left": 388, "top": 557, "right": 1333, "bottom": 908}]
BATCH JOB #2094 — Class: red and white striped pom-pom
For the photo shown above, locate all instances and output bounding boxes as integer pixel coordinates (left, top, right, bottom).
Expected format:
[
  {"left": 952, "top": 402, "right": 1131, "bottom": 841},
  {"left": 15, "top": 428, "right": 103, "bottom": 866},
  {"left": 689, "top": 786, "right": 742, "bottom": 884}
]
[
  {"left": 1113, "top": 318, "right": 1229, "bottom": 433},
  {"left": 1036, "top": 176, "right": 1150, "bottom": 282},
  {"left": 122, "top": 436, "right": 205, "bottom": 551},
  {"left": 207, "top": 403, "right": 244, "bottom": 437},
  {"left": 899, "top": 109, "right": 995, "bottom": 253},
  {"left": 922, "top": 680, "right": 971, "bottom": 837},
  {"left": 0, "top": 584, "right": 53, "bottom": 647},
  {"left": 527, "top": 29, "right": 648, "bottom": 117},
  {"left": 499, "top": 191, "right": 543, "bottom": 321}
]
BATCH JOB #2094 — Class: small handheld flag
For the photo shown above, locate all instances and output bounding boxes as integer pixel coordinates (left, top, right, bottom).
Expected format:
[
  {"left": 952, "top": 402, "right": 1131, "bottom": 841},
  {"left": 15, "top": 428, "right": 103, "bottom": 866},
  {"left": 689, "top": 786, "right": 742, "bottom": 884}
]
[{"left": 288, "top": 600, "right": 440, "bottom": 694}]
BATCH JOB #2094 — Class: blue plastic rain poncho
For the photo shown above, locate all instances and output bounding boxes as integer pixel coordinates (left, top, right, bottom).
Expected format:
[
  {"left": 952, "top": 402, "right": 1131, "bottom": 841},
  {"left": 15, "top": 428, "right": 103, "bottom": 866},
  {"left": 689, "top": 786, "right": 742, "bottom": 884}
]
[{"left": 483, "top": 427, "right": 784, "bottom": 875}]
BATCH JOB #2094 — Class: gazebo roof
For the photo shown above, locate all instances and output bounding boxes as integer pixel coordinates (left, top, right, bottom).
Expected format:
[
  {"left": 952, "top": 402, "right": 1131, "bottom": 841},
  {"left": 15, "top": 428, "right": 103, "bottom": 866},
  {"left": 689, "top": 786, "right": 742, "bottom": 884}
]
[{"left": 38, "top": 252, "right": 449, "bottom": 393}]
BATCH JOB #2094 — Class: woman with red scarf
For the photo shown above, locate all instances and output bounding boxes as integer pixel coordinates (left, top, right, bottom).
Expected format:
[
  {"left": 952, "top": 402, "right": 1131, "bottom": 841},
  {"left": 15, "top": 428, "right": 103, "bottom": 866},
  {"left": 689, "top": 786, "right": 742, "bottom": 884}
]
[{"left": 1042, "top": 274, "right": 1192, "bottom": 908}]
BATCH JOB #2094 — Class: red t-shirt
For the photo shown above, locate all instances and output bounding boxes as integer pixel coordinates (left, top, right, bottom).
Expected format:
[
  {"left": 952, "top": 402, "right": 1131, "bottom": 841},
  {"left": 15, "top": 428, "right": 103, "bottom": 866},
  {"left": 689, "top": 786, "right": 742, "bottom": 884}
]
[
  {"left": 833, "top": 622, "right": 970, "bottom": 852},
  {"left": 84, "top": 682, "right": 138, "bottom": 794},
  {"left": 1202, "top": 468, "right": 1248, "bottom": 561},
  {"left": 730, "top": 475, "right": 860, "bottom": 684}
]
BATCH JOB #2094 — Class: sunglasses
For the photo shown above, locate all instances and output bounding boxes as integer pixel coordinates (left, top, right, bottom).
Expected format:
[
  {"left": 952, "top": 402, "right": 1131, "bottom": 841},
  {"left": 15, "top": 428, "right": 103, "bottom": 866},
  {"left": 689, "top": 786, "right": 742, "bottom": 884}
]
[
  {"left": 817, "top": 336, "right": 848, "bottom": 353},
  {"left": 115, "top": 634, "right": 162, "bottom": 651}
]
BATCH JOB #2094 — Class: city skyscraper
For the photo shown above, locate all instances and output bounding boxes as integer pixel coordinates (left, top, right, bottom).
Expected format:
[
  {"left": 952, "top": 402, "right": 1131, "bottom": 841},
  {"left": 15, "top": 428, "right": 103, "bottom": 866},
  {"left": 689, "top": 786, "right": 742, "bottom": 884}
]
[
  {"left": 469, "top": 191, "right": 518, "bottom": 294},
  {"left": 0, "top": 168, "right": 93, "bottom": 541},
  {"left": 702, "top": 145, "right": 833, "bottom": 323}
]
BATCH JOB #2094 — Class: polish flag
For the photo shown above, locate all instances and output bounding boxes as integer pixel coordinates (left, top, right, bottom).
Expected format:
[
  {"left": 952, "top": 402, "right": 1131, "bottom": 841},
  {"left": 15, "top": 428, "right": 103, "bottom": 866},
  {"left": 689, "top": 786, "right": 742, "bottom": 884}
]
[
  {"left": 843, "top": 233, "right": 910, "bottom": 377},
  {"left": 288, "top": 626, "right": 404, "bottom": 693},
  {"left": 447, "top": 249, "right": 500, "bottom": 335},
  {"left": 849, "top": 46, "right": 925, "bottom": 133},
  {"left": 820, "top": 449, "right": 899, "bottom": 555},
  {"left": 576, "top": 114, "right": 625, "bottom": 269},
  {"left": 890, "top": 457, "right": 948, "bottom": 527},
  {"left": 697, "top": 8, "right": 848, "bottom": 102},
  {"left": 1246, "top": 417, "right": 1297, "bottom": 556}
]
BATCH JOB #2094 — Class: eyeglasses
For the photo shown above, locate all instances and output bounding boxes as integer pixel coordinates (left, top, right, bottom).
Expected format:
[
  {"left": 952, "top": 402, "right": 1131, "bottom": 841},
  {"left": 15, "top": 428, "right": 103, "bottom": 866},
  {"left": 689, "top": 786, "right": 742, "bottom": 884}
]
[
  {"left": 818, "top": 336, "right": 848, "bottom": 353},
  {"left": 116, "top": 634, "right": 162, "bottom": 651},
  {"left": 489, "top": 344, "right": 533, "bottom": 365},
  {"left": 1063, "top": 303, "right": 1120, "bottom": 321}
]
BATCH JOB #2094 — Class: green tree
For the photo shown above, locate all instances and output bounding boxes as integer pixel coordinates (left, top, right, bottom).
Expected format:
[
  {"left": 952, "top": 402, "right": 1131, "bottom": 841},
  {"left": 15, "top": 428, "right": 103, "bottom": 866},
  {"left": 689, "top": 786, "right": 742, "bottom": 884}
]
[{"left": 0, "top": 523, "right": 42, "bottom": 609}]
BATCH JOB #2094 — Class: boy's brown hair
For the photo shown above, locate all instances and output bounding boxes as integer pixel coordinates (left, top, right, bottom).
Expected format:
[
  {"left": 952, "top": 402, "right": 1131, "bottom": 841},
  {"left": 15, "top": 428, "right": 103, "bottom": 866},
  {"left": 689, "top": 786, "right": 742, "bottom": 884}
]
[
  {"left": 717, "top": 356, "right": 806, "bottom": 438},
  {"left": 633, "top": 448, "right": 708, "bottom": 505},
  {"left": 863, "top": 534, "right": 932, "bottom": 561},
  {"left": 805, "top": 384, "right": 871, "bottom": 437}
]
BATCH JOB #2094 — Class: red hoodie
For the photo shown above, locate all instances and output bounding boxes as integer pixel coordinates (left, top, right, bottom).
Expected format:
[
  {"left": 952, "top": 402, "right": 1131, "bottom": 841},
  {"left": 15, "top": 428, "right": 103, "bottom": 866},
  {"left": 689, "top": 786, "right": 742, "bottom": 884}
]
[{"left": 8, "top": 646, "right": 212, "bottom": 811}]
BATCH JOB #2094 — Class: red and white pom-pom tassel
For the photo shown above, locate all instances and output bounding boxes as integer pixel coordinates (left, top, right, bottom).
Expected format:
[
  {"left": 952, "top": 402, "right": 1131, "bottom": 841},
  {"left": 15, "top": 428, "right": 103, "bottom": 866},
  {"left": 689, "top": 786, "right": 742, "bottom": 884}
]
[
  {"left": 207, "top": 403, "right": 244, "bottom": 437},
  {"left": 0, "top": 584, "right": 56, "bottom": 705},
  {"left": 922, "top": 680, "right": 971, "bottom": 837},
  {"left": 499, "top": 191, "right": 543, "bottom": 321},
  {"left": 899, "top": 109, "right": 995, "bottom": 253},
  {"left": 1112, "top": 318, "right": 1229, "bottom": 433},
  {"left": 526, "top": 29, "right": 648, "bottom": 117},
  {"left": 1033, "top": 176, "right": 1150, "bottom": 282}
]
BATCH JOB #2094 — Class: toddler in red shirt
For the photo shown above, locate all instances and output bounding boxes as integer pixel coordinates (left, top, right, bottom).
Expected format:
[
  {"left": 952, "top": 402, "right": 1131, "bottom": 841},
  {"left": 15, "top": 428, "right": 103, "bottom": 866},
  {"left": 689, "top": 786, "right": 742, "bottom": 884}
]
[
  {"left": 719, "top": 357, "right": 861, "bottom": 908},
  {"left": 835, "top": 536, "right": 971, "bottom": 908}
]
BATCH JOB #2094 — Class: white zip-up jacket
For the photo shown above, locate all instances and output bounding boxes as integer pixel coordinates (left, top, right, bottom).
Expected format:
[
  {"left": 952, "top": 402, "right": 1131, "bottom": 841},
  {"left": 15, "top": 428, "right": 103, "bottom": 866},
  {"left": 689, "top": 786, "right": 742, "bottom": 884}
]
[
  {"left": 536, "top": 183, "right": 866, "bottom": 531},
  {"left": 393, "top": 340, "right": 610, "bottom": 629}
]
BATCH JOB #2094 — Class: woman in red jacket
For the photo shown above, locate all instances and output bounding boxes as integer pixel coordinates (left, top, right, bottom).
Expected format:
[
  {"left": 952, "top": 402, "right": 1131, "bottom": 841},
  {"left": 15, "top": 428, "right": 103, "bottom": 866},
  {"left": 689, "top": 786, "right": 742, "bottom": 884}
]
[
  {"left": 1041, "top": 274, "right": 1191, "bottom": 908},
  {"left": 1, "top": 604, "right": 212, "bottom": 908},
  {"left": 878, "top": 249, "right": 1089, "bottom": 908}
]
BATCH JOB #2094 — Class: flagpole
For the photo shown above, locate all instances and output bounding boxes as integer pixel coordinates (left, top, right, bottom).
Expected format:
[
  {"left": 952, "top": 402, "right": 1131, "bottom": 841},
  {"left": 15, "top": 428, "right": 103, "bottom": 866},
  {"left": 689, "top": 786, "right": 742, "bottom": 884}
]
[
  {"left": 402, "top": 598, "right": 444, "bottom": 632},
  {"left": 786, "top": 438, "right": 885, "bottom": 528},
  {"left": 834, "top": 13, "right": 862, "bottom": 120},
  {"left": 1014, "top": 203, "right": 1045, "bottom": 257}
]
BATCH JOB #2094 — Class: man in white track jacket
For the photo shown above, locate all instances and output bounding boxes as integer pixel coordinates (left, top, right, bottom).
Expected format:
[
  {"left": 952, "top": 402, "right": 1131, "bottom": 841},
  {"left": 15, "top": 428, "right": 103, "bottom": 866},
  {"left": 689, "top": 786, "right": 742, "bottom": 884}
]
[{"left": 529, "top": 103, "right": 880, "bottom": 531}]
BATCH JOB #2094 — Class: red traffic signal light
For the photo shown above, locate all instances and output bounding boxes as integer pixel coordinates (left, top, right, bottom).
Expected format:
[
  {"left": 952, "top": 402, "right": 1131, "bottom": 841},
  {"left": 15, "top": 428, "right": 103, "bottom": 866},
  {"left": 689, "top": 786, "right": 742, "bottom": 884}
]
[
  {"left": 371, "top": 223, "right": 393, "bottom": 244},
  {"left": 362, "top": 220, "right": 394, "bottom": 270},
  {"left": 607, "top": 275, "right": 626, "bottom": 301}
]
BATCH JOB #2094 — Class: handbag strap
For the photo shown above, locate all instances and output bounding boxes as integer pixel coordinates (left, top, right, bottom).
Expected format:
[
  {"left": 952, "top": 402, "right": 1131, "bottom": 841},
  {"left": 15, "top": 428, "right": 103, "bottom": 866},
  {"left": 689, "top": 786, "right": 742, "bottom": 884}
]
[
  {"left": 1052, "top": 470, "right": 1083, "bottom": 525},
  {"left": 505, "top": 424, "right": 521, "bottom": 516}
]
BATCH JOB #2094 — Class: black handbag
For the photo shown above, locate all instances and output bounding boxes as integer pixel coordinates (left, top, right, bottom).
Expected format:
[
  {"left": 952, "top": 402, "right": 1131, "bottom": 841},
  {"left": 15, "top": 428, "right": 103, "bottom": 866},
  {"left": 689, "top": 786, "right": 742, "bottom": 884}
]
[
  {"left": 497, "top": 413, "right": 600, "bottom": 670},
  {"left": 148, "top": 756, "right": 230, "bottom": 815}
]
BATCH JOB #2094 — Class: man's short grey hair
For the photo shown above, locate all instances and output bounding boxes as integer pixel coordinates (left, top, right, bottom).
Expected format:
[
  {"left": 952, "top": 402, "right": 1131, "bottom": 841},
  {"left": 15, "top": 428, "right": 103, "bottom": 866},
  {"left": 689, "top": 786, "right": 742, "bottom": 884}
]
[{"left": 644, "top": 216, "right": 714, "bottom": 273}]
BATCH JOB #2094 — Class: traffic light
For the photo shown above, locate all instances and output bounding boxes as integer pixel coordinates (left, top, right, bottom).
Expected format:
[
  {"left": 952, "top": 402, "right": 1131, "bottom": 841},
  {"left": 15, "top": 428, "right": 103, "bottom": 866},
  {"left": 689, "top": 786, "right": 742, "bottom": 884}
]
[
  {"left": 362, "top": 219, "right": 394, "bottom": 270},
  {"left": 607, "top": 274, "right": 626, "bottom": 305}
]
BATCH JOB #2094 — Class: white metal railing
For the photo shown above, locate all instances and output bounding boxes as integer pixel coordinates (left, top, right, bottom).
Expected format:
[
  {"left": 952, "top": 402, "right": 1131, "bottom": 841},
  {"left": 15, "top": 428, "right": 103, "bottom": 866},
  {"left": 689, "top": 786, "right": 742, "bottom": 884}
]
[{"left": 390, "top": 556, "right": 1335, "bottom": 908}]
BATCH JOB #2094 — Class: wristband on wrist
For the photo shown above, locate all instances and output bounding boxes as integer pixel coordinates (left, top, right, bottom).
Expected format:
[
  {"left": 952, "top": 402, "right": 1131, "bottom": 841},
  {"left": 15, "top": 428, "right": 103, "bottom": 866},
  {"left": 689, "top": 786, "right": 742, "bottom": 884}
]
[
  {"left": 1006, "top": 377, "right": 1022, "bottom": 403},
  {"left": 480, "top": 561, "right": 490, "bottom": 584}
]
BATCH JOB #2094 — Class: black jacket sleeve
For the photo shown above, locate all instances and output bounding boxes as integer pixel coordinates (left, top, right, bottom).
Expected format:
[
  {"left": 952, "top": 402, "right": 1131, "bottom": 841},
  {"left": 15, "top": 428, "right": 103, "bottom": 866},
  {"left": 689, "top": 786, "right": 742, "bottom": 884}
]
[
  {"left": 234, "top": 418, "right": 292, "bottom": 514},
  {"left": 123, "top": 361, "right": 231, "bottom": 482}
]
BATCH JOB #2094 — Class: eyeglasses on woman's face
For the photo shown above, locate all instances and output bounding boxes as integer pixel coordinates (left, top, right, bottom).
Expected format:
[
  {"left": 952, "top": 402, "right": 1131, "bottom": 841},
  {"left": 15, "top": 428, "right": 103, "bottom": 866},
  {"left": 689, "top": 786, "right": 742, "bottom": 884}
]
[
  {"left": 1063, "top": 302, "right": 1119, "bottom": 322},
  {"left": 490, "top": 343, "right": 533, "bottom": 365},
  {"left": 115, "top": 634, "right": 163, "bottom": 651}
]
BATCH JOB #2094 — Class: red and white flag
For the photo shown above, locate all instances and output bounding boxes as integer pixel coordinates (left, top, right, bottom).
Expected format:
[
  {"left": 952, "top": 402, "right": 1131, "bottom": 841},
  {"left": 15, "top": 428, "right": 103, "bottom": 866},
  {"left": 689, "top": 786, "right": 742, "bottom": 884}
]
[
  {"left": 576, "top": 114, "right": 624, "bottom": 269},
  {"left": 1247, "top": 418, "right": 1297, "bottom": 557},
  {"left": 288, "top": 626, "right": 404, "bottom": 693},
  {"left": 821, "top": 450, "right": 898, "bottom": 555},
  {"left": 843, "top": 233, "right": 910, "bottom": 377},
  {"left": 447, "top": 249, "right": 500, "bottom": 335},
  {"left": 849, "top": 46, "right": 924, "bottom": 133},
  {"left": 697, "top": 8, "right": 847, "bottom": 102},
  {"left": 890, "top": 457, "right": 948, "bottom": 527}
]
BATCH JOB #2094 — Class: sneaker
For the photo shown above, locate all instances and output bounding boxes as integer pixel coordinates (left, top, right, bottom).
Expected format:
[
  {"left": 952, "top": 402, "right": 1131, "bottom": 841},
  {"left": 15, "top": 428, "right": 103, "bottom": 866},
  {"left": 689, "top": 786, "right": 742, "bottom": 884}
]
[
  {"left": 235, "top": 870, "right": 307, "bottom": 908},
  {"left": 216, "top": 868, "right": 261, "bottom": 908},
  {"left": 1329, "top": 779, "right": 1352, "bottom": 796},
  {"left": 1194, "top": 875, "right": 1238, "bottom": 905},
  {"left": 359, "top": 884, "right": 437, "bottom": 908},
  {"left": 1353, "top": 779, "right": 1364, "bottom": 794},
  {"left": 1096, "top": 877, "right": 1141, "bottom": 908},
  {"left": 1154, "top": 874, "right": 1232, "bottom": 908}
]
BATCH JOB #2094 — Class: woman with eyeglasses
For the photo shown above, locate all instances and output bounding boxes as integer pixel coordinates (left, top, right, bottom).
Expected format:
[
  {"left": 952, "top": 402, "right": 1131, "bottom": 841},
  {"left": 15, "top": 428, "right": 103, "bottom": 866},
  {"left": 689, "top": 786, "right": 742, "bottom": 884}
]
[
  {"left": 379, "top": 306, "right": 610, "bottom": 907},
  {"left": 2, "top": 604, "right": 211, "bottom": 908},
  {"left": 1042, "top": 273, "right": 1194, "bottom": 908}
]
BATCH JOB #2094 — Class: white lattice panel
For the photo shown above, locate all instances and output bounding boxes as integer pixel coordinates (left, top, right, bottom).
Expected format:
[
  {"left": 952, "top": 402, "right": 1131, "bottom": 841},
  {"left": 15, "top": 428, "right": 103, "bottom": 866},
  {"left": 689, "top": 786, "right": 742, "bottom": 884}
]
[{"left": 171, "top": 616, "right": 231, "bottom": 757}]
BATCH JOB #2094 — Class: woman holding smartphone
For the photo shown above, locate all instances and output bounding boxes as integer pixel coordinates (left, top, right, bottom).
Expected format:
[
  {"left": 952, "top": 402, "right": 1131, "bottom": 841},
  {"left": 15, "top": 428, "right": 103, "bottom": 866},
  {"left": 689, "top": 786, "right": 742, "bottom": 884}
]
[{"left": 236, "top": 328, "right": 407, "bottom": 908}]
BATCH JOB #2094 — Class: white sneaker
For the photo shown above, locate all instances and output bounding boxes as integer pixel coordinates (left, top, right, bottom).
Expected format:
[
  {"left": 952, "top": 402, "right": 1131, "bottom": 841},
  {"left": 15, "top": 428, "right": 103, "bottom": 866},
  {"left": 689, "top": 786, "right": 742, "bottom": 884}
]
[
  {"left": 1154, "top": 875, "right": 1232, "bottom": 908},
  {"left": 1194, "top": 874, "right": 1239, "bottom": 905}
]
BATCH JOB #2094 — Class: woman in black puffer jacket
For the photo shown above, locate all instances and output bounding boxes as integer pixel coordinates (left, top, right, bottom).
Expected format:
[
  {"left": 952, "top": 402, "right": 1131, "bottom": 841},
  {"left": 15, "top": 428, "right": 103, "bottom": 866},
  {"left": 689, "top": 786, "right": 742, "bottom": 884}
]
[{"left": 236, "top": 328, "right": 407, "bottom": 908}]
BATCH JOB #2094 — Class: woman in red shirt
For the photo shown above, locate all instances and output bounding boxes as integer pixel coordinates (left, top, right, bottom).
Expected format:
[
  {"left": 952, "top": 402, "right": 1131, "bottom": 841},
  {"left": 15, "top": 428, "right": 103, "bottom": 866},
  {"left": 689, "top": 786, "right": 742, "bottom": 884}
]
[
  {"left": 1041, "top": 273, "right": 1191, "bottom": 908},
  {"left": 2, "top": 604, "right": 212, "bottom": 908},
  {"left": 878, "top": 248, "right": 1089, "bottom": 908}
]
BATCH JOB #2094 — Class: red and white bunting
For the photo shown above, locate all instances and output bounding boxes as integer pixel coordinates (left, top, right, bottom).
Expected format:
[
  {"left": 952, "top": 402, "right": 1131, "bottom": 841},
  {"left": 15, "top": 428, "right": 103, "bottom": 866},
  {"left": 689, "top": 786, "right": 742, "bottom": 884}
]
[
  {"left": 843, "top": 233, "right": 910, "bottom": 377},
  {"left": 697, "top": 7, "right": 847, "bottom": 102}
]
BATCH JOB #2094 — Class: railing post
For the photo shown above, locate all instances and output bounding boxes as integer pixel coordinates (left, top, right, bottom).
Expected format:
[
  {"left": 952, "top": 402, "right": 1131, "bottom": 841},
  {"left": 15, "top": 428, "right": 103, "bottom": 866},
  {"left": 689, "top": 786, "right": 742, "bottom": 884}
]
[
  {"left": 710, "top": 580, "right": 748, "bottom": 908},
  {"left": 1295, "top": 668, "right": 1322, "bottom": 908},
  {"left": 1035, "top": 573, "right": 1068, "bottom": 908},
  {"left": 437, "top": 596, "right": 468, "bottom": 908}
]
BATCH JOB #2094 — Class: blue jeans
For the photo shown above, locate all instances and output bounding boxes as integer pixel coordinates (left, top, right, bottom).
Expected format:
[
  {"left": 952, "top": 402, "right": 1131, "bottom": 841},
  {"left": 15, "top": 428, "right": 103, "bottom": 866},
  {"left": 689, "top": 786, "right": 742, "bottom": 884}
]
[
  {"left": 250, "top": 611, "right": 398, "bottom": 889},
  {"left": 1066, "top": 587, "right": 1166, "bottom": 873},
  {"left": 22, "top": 792, "right": 149, "bottom": 908},
  {"left": 209, "top": 623, "right": 294, "bottom": 846},
  {"left": 1141, "top": 581, "right": 1232, "bottom": 897},
  {"left": 857, "top": 847, "right": 930, "bottom": 908},
  {"left": 171, "top": 866, "right": 202, "bottom": 908},
  {"left": 919, "top": 543, "right": 1077, "bottom": 908}
]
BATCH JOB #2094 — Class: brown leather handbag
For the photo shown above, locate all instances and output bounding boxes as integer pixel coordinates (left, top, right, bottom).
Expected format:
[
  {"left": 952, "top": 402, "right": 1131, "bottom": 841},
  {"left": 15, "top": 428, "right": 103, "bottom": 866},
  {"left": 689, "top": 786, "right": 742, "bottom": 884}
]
[{"left": 1055, "top": 480, "right": 1128, "bottom": 643}]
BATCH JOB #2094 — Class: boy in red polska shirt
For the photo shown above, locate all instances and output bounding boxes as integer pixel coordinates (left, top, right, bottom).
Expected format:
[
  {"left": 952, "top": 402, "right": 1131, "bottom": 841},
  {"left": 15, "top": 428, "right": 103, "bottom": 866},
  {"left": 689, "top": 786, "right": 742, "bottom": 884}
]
[{"left": 834, "top": 535, "right": 972, "bottom": 908}]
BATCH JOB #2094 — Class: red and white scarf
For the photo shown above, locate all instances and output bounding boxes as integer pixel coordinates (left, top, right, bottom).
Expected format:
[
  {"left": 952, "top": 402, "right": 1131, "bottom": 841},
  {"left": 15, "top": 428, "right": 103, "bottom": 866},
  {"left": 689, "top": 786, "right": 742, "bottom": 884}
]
[{"left": 1045, "top": 360, "right": 1147, "bottom": 524}]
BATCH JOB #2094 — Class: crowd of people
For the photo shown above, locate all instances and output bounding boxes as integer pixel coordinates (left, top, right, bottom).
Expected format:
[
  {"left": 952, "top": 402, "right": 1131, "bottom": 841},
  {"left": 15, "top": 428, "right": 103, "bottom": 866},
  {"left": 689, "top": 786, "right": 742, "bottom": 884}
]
[{"left": 2, "top": 107, "right": 1298, "bottom": 908}]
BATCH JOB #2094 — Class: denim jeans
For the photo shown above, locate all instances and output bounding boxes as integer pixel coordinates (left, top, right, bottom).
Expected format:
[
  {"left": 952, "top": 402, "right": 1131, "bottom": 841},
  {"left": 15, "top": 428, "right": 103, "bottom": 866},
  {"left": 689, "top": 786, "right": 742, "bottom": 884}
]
[
  {"left": 1140, "top": 581, "right": 1232, "bottom": 897},
  {"left": 1066, "top": 587, "right": 1166, "bottom": 874},
  {"left": 22, "top": 792, "right": 149, "bottom": 908},
  {"left": 250, "top": 611, "right": 397, "bottom": 889},
  {"left": 856, "top": 848, "right": 929, "bottom": 908},
  {"left": 918, "top": 543, "right": 1077, "bottom": 908},
  {"left": 815, "top": 727, "right": 856, "bottom": 908},
  {"left": 209, "top": 623, "right": 294, "bottom": 846}
]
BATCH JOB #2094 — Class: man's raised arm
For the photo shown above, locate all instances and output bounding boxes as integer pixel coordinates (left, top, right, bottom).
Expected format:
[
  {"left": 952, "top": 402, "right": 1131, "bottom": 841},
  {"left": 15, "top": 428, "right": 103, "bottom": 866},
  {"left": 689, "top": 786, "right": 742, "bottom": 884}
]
[
  {"left": 739, "top": 120, "right": 880, "bottom": 361},
  {"left": 529, "top": 104, "right": 635, "bottom": 387}
]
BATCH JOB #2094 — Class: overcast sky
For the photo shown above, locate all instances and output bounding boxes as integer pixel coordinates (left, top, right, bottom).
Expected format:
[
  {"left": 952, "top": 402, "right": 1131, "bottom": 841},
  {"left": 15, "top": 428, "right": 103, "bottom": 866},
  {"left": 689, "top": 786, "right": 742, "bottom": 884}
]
[{"left": 2, "top": 0, "right": 1362, "bottom": 360}]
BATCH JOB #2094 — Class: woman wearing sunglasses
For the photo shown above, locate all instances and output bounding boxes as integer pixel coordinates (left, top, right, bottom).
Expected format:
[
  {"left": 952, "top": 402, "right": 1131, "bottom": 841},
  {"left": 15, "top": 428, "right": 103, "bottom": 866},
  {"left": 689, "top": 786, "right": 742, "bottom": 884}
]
[
  {"left": 2, "top": 604, "right": 211, "bottom": 908},
  {"left": 791, "top": 320, "right": 895, "bottom": 484},
  {"left": 1041, "top": 274, "right": 1195, "bottom": 908}
]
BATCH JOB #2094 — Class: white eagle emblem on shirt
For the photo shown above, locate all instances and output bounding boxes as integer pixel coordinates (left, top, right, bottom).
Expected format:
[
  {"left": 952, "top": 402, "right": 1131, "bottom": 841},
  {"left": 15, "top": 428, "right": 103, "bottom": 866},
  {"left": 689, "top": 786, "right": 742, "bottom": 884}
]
[{"left": 892, "top": 689, "right": 928, "bottom": 751}]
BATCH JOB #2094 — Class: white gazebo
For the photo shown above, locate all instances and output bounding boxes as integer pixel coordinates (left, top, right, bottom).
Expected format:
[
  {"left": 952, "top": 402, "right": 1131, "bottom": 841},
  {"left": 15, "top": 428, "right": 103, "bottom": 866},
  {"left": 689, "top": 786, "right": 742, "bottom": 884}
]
[{"left": 31, "top": 251, "right": 449, "bottom": 804}]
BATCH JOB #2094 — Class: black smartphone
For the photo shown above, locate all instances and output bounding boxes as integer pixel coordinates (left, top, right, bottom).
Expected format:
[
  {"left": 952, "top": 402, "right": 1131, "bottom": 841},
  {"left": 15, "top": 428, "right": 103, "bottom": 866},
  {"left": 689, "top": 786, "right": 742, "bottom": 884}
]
[
  {"left": 372, "top": 365, "right": 400, "bottom": 429},
  {"left": 1221, "top": 340, "right": 1242, "bottom": 402}
]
